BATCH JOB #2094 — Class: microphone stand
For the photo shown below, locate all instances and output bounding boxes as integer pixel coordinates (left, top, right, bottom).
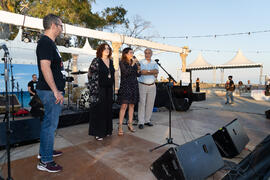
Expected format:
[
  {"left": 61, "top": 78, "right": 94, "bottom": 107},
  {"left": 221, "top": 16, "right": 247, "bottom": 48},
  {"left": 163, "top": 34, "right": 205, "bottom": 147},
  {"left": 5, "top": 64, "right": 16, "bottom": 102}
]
[
  {"left": 150, "top": 59, "right": 179, "bottom": 152},
  {"left": 67, "top": 59, "right": 71, "bottom": 110},
  {"left": 16, "top": 82, "right": 19, "bottom": 101},
  {"left": 63, "top": 59, "right": 73, "bottom": 111},
  {"left": 9, "top": 62, "right": 15, "bottom": 121},
  {"left": 1, "top": 47, "right": 14, "bottom": 180},
  {"left": 20, "top": 89, "right": 24, "bottom": 109}
]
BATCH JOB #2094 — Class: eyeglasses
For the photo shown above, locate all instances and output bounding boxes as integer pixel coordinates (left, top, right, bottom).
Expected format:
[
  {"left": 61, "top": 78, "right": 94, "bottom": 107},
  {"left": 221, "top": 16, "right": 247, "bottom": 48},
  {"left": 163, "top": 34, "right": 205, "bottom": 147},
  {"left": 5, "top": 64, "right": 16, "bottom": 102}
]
[{"left": 56, "top": 23, "right": 63, "bottom": 29}]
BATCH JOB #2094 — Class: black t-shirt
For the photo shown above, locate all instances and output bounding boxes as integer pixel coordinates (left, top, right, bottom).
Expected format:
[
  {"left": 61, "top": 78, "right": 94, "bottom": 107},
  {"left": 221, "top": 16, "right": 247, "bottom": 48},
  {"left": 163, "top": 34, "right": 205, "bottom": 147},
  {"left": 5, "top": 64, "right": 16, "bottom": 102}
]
[
  {"left": 226, "top": 80, "right": 235, "bottom": 91},
  {"left": 36, "top": 35, "right": 65, "bottom": 91},
  {"left": 28, "top": 80, "right": 37, "bottom": 96}
]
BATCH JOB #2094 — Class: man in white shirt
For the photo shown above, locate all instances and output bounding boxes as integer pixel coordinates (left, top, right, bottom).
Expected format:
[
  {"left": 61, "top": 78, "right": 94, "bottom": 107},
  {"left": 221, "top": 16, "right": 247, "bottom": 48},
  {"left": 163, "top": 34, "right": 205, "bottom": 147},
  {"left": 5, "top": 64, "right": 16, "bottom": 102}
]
[{"left": 138, "top": 48, "right": 159, "bottom": 129}]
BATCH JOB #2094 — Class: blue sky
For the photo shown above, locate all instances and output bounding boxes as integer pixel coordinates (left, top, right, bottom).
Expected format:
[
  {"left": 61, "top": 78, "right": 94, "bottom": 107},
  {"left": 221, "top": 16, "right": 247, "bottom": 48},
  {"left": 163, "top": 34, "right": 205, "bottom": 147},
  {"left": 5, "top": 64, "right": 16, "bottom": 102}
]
[
  {"left": 0, "top": 64, "right": 38, "bottom": 92},
  {"left": 0, "top": 0, "right": 269, "bottom": 91},
  {"left": 93, "top": 0, "right": 270, "bottom": 84}
]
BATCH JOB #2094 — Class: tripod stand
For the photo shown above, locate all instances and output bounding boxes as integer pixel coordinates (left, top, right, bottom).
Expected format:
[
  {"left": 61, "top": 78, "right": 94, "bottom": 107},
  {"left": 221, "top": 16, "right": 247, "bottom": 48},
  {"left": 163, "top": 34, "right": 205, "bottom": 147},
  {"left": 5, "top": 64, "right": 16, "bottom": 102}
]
[
  {"left": 15, "top": 83, "right": 24, "bottom": 109},
  {"left": 62, "top": 59, "right": 74, "bottom": 111},
  {"left": 1, "top": 44, "right": 13, "bottom": 180},
  {"left": 150, "top": 59, "right": 179, "bottom": 152}
]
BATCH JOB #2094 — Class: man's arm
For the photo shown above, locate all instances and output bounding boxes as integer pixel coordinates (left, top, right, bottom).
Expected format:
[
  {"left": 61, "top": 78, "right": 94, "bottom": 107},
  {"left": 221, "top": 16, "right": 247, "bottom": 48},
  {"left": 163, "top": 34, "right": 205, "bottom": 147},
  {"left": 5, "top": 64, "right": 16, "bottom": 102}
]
[
  {"left": 28, "top": 86, "right": 35, "bottom": 95},
  {"left": 140, "top": 69, "right": 158, "bottom": 75},
  {"left": 40, "top": 60, "right": 64, "bottom": 104}
]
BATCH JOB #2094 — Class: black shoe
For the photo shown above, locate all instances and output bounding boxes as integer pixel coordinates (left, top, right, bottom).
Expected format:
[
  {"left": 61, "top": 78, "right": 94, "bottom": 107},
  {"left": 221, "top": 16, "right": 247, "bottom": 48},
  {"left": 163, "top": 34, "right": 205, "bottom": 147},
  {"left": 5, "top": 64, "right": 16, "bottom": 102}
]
[
  {"left": 37, "top": 160, "right": 63, "bottom": 173},
  {"left": 144, "top": 122, "right": 153, "bottom": 127},
  {"left": 138, "top": 124, "right": 144, "bottom": 129}
]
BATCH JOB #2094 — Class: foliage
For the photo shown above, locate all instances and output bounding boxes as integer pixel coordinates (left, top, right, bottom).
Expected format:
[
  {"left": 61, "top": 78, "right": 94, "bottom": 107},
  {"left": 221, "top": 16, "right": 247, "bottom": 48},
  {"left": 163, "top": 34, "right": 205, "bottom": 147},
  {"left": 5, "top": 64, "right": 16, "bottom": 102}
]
[{"left": 0, "top": 0, "right": 128, "bottom": 49}]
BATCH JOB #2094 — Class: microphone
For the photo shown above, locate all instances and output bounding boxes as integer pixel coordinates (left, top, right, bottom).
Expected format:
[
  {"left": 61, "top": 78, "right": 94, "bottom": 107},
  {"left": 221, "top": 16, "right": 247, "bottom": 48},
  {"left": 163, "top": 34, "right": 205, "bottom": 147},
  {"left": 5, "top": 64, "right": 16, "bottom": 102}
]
[
  {"left": 133, "top": 55, "right": 138, "bottom": 61},
  {"left": 155, "top": 59, "right": 159, "bottom": 63},
  {"left": 0, "top": 43, "right": 9, "bottom": 54},
  {"left": 132, "top": 56, "right": 140, "bottom": 67}
]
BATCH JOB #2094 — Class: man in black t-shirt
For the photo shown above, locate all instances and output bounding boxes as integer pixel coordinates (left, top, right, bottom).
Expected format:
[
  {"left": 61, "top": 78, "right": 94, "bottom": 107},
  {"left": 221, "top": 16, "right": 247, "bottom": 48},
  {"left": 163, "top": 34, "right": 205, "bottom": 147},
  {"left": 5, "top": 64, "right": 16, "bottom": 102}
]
[
  {"left": 36, "top": 14, "right": 64, "bottom": 173},
  {"left": 28, "top": 74, "right": 38, "bottom": 97},
  {"left": 225, "top": 75, "right": 235, "bottom": 104}
]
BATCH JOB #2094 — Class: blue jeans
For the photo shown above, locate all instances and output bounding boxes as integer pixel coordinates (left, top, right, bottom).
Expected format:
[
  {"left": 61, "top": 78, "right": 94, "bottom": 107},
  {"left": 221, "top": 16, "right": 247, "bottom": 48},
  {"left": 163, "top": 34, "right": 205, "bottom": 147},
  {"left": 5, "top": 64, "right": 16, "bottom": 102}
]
[
  {"left": 226, "top": 91, "right": 234, "bottom": 103},
  {"left": 37, "top": 90, "right": 62, "bottom": 163}
]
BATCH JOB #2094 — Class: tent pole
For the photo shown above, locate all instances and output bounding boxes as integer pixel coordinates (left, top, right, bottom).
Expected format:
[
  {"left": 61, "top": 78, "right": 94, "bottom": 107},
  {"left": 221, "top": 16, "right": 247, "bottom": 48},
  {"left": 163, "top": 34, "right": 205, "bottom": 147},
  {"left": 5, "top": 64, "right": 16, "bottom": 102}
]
[{"left": 259, "top": 66, "right": 263, "bottom": 85}]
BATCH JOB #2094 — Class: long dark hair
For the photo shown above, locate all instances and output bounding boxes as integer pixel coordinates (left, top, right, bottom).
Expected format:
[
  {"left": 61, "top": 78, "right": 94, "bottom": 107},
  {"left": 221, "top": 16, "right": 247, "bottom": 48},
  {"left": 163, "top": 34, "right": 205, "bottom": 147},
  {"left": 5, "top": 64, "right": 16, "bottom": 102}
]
[
  {"left": 96, "top": 43, "right": 112, "bottom": 59},
  {"left": 121, "top": 47, "right": 133, "bottom": 64}
]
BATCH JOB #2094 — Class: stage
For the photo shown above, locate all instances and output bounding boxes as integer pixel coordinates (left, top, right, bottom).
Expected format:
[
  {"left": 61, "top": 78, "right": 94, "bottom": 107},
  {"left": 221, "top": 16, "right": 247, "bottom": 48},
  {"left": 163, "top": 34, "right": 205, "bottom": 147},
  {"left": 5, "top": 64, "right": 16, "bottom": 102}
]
[
  {"left": 1, "top": 93, "right": 270, "bottom": 179},
  {"left": 0, "top": 109, "right": 89, "bottom": 149}
]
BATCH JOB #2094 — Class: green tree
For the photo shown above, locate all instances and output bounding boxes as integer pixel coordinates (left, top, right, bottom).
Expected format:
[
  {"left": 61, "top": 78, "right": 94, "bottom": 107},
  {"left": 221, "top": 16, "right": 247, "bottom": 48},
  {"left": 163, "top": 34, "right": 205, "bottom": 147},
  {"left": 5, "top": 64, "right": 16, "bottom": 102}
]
[{"left": 0, "top": 0, "right": 128, "bottom": 50}]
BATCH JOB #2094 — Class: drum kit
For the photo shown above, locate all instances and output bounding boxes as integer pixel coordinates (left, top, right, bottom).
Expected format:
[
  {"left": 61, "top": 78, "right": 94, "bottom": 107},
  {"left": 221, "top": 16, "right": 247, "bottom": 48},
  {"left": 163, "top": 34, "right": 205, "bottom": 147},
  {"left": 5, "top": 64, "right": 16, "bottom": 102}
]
[{"left": 64, "top": 68, "right": 90, "bottom": 110}]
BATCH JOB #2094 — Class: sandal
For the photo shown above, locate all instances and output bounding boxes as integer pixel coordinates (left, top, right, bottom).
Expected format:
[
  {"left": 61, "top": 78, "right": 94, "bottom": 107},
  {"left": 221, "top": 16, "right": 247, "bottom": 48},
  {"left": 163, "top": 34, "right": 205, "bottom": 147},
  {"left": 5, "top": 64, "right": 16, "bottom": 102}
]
[
  {"left": 95, "top": 136, "right": 103, "bottom": 141},
  {"left": 127, "top": 123, "right": 136, "bottom": 133},
  {"left": 118, "top": 124, "right": 124, "bottom": 136}
]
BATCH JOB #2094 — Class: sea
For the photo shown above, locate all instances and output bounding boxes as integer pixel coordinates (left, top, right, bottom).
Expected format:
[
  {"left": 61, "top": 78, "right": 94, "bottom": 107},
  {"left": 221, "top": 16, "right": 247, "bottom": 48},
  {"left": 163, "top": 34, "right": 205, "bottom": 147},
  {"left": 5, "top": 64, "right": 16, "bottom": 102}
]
[{"left": 0, "top": 91, "right": 31, "bottom": 108}]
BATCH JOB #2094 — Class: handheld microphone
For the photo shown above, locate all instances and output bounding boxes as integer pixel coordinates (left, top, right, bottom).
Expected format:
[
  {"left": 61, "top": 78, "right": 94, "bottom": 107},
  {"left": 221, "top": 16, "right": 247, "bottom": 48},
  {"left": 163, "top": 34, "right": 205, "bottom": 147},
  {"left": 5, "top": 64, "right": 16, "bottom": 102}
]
[{"left": 155, "top": 59, "right": 159, "bottom": 63}]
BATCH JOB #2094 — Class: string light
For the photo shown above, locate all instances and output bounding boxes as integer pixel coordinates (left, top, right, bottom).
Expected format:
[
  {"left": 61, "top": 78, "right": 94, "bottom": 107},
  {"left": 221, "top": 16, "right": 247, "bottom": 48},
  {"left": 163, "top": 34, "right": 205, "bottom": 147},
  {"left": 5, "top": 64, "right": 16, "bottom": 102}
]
[
  {"left": 192, "top": 49, "right": 270, "bottom": 54},
  {"left": 144, "top": 29, "right": 270, "bottom": 39}
]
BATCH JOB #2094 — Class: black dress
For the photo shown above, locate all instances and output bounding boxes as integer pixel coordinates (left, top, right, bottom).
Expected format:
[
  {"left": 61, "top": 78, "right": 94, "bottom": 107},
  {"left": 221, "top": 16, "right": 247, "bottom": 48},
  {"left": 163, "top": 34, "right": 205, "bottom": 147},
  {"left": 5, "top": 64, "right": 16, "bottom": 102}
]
[
  {"left": 89, "top": 59, "right": 115, "bottom": 138},
  {"left": 196, "top": 81, "right": 200, "bottom": 92},
  {"left": 118, "top": 61, "right": 140, "bottom": 104}
]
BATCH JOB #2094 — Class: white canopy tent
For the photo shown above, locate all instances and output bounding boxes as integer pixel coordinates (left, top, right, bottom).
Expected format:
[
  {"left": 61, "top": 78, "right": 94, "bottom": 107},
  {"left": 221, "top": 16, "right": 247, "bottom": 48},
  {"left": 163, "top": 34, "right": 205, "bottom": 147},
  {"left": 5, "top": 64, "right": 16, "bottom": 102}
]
[
  {"left": 218, "top": 50, "right": 263, "bottom": 84},
  {"left": 186, "top": 50, "right": 263, "bottom": 84},
  {"left": 187, "top": 53, "right": 213, "bottom": 70},
  {"left": 217, "top": 50, "right": 263, "bottom": 69}
]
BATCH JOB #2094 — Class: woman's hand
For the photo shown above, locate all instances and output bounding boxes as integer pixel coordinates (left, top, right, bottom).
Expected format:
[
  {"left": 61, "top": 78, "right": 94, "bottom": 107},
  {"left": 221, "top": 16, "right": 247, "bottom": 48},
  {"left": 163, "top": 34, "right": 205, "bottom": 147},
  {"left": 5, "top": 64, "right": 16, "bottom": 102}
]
[{"left": 131, "top": 57, "right": 138, "bottom": 66}]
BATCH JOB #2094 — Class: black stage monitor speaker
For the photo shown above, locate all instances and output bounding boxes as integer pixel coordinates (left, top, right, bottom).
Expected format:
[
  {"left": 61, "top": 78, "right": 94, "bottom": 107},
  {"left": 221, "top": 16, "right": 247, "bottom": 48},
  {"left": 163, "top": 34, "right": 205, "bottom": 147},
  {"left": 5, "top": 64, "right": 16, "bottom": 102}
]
[
  {"left": 192, "top": 92, "right": 206, "bottom": 101},
  {"left": 222, "top": 135, "right": 270, "bottom": 180},
  {"left": 172, "top": 97, "right": 191, "bottom": 111},
  {"left": 212, "top": 118, "right": 249, "bottom": 158},
  {"left": 0, "top": 118, "right": 41, "bottom": 148},
  {"left": 150, "top": 134, "right": 224, "bottom": 180}
]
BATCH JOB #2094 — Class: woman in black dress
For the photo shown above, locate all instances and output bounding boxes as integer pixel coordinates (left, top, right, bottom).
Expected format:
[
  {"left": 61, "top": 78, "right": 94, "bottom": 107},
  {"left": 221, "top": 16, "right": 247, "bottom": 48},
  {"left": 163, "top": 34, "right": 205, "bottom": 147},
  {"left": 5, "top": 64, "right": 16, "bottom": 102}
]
[
  {"left": 118, "top": 47, "right": 140, "bottom": 136},
  {"left": 196, "top": 77, "right": 200, "bottom": 92},
  {"left": 88, "top": 43, "right": 115, "bottom": 140}
]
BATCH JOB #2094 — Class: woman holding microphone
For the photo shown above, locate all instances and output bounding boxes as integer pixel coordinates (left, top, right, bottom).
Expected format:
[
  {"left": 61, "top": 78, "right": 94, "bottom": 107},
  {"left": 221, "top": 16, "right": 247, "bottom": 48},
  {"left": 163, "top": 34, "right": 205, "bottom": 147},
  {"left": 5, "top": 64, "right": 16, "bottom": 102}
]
[{"left": 118, "top": 47, "right": 140, "bottom": 136}]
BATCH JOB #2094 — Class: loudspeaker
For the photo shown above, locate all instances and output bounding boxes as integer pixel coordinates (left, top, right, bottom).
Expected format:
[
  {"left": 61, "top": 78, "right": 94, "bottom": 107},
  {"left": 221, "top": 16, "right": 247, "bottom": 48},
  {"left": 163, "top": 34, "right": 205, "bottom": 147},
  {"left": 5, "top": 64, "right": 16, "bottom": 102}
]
[
  {"left": 155, "top": 83, "right": 170, "bottom": 107},
  {"left": 172, "top": 97, "right": 191, "bottom": 111},
  {"left": 222, "top": 135, "right": 270, "bottom": 180},
  {"left": 0, "top": 118, "right": 41, "bottom": 149},
  {"left": 150, "top": 134, "right": 224, "bottom": 180},
  {"left": 212, "top": 118, "right": 249, "bottom": 158},
  {"left": 192, "top": 92, "right": 206, "bottom": 101},
  {"left": 0, "top": 95, "right": 21, "bottom": 114},
  {"left": 265, "top": 109, "right": 270, "bottom": 119},
  {"left": 154, "top": 83, "right": 193, "bottom": 108}
]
